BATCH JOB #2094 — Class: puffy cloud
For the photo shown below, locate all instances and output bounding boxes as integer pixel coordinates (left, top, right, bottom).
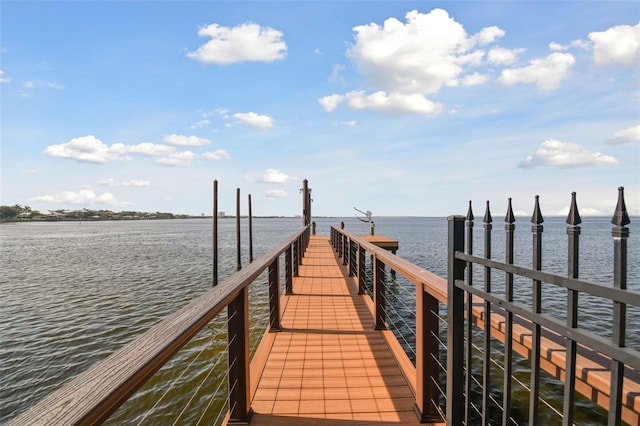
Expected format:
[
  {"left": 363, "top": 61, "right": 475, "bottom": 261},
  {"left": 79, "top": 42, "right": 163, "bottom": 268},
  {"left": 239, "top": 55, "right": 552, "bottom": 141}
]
[
  {"left": 261, "top": 169, "right": 297, "bottom": 184},
  {"left": 519, "top": 139, "right": 618, "bottom": 169},
  {"left": 44, "top": 136, "right": 175, "bottom": 163},
  {"left": 589, "top": 23, "right": 640, "bottom": 67},
  {"left": 499, "top": 52, "right": 575, "bottom": 91},
  {"left": 318, "top": 94, "right": 344, "bottom": 112},
  {"left": 98, "top": 178, "right": 151, "bottom": 187},
  {"left": 31, "top": 189, "right": 128, "bottom": 206},
  {"left": 461, "top": 72, "right": 489, "bottom": 86},
  {"left": 201, "top": 149, "right": 230, "bottom": 160},
  {"left": 163, "top": 134, "right": 210, "bottom": 147},
  {"left": 112, "top": 142, "right": 174, "bottom": 156},
  {"left": 487, "top": 47, "right": 524, "bottom": 65},
  {"left": 607, "top": 125, "right": 640, "bottom": 145},
  {"left": 0, "top": 70, "right": 11, "bottom": 83},
  {"left": 233, "top": 112, "right": 274, "bottom": 128},
  {"left": 347, "top": 9, "right": 504, "bottom": 95},
  {"left": 264, "top": 189, "right": 287, "bottom": 199},
  {"left": 155, "top": 151, "right": 195, "bottom": 167},
  {"left": 345, "top": 90, "right": 442, "bottom": 115},
  {"left": 187, "top": 22, "right": 287, "bottom": 65},
  {"left": 44, "top": 135, "right": 120, "bottom": 163}
]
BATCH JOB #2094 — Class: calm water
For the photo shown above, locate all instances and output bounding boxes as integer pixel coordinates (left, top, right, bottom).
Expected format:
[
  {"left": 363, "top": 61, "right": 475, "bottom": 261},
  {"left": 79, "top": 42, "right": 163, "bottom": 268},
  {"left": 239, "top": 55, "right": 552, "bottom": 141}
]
[{"left": 1, "top": 217, "right": 637, "bottom": 424}]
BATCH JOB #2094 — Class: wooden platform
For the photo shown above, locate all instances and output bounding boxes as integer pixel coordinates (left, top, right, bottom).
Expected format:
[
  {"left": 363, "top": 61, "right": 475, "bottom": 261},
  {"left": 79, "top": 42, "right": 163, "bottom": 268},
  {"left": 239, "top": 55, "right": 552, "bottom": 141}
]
[
  {"left": 359, "top": 235, "right": 399, "bottom": 252},
  {"left": 246, "top": 235, "right": 423, "bottom": 425}
]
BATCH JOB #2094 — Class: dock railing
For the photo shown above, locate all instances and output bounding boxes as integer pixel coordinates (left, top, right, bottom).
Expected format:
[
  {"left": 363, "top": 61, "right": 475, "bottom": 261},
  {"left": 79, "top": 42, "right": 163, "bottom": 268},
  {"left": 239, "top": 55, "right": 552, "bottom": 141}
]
[
  {"left": 8, "top": 225, "right": 311, "bottom": 425},
  {"left": 331, "top": 187, "right": 639, "bottom": 425}
]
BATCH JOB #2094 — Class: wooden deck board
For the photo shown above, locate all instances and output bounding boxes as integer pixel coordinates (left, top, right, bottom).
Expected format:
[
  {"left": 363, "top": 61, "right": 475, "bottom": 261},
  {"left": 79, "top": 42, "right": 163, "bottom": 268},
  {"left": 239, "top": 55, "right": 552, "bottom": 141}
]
[{"left": 247, "top": 236, "right": 423, "bottom": 425}]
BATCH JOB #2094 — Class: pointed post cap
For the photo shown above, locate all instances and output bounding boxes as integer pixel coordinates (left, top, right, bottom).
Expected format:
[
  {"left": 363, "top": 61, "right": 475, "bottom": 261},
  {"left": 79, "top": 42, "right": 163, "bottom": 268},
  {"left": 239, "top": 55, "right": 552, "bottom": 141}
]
[
  {"left": 505, "top": 198, "right": 516, "bottom": 224},
  {"left": 531, "top": 195, "right": 544, "bottom": 225},
  {"left": 483, "top": 200, "right": 492, "bottom": 223},
  {"left": 566, "top": 192, "right": 582, "bottom": 225},
  {"left": 612, "top": 186, "right": 630, "bottom": 227},
  {"left": 466, "top": 200, "right": 474, "bottom": 221}
]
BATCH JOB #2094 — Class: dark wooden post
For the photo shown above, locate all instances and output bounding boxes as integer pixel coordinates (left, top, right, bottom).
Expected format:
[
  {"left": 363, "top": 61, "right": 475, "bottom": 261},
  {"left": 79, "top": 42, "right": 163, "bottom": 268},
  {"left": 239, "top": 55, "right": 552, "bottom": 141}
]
[
  {"left": 482, "top": 201, "right": 493, "bottom": 425},
  {"left": 268, "top": 259, "right": 281, "bottom": 331},
  {"left": 213, "top": 180, "right": 218, "bottom": 286},
  {"left": 415, "top": 283, "right": 441, "bottom": 422},
  {"left": 227, "top": 288, "right": 251, "bottom": 423},
  {"left": 358, "top": 245, "right": 366, "bottom": 295},
  {"left": 374, "top": 256, "right": 386, "bottom": 330},
  {"left": 293, "top": 238, "right": 299, "bottom": 277},
  {"left": 609, "top": 186, "right": 629, "bottom": 426},
  {"left": 285, "top": 245, "right": 293, "bottom": 294},
  {"left": 502, "top": 199, "right": 516, "bottom": 426},
  {"left": 343, "top": 234, "right": 348, "bottom": 266},
  {"left": 248, "top": 194, "right": 253, "bottom": 263},
  {"left": 236, "top": 188, "right": 241, "bottom": 271},
  {"left": 563, "top": 192, "right": 581, "bottom": 426},
  {"left": 446, "top": 215, "right": 465, "bottom": 425},
  {"left": 529, "top": 196, "right": 544, "bottom": 425}
]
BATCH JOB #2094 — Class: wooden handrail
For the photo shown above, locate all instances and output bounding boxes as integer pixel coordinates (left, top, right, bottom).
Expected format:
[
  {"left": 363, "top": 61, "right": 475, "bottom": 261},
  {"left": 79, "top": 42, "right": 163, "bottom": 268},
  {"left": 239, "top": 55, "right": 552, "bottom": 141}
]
[{"left": 9, "top": 225, "right": 310, "bottom": 426}]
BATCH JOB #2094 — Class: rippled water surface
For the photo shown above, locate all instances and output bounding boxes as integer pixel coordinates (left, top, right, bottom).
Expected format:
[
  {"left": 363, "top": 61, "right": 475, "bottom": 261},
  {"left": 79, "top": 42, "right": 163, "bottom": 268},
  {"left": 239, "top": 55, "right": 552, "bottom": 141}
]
[{"left": 1, "top": 217, "right": 637, "bottom": 424}]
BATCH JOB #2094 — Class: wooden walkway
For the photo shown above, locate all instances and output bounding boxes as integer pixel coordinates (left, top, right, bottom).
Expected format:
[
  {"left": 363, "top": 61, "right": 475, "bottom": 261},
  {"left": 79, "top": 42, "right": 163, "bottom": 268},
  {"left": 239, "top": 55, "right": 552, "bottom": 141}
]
[{"left": 247, "top": 235, "right": 423, "bottom": 425}]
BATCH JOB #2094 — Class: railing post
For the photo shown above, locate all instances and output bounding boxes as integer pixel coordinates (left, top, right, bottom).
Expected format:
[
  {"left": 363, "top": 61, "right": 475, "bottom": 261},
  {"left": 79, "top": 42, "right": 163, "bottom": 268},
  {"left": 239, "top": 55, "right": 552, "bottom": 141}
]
[
  {"left": 374, "top": 255, "right": 386, "bottom": 330},
  {"left": 358, "top": 244, "right": 366, "bottom": 295},
  {"left": 464, "top": 202, "right": 474, "bottom": 425},
  {"left": 268, "top": 259, "right": 281, "bottom": 332},
  {"left": 415, "top": 284, "right": 441, "bottom": 422},
  {"left": 563, "top": 192, "right": 581, "bottom": 426},
  {"left": 285, "top": 245, "right": 293, "bottom": 294},
  {"left": 349, "top": 241, "right": 357, "bottom": 277},
  {"left": 447, "top": 215, "right": 465, "bottom": 425},
  {"left": 609, "top": 186, "right": 629, "bottom": 426},
  {"left": 502, "top": 198, "right": 516, "bottom": 426},
  {"left": 529, "top": 196, "right": 544, "bottom": 425},
  {"left": 228, "top": 288, "right": 251, "bottom": 423},
  {"left": 482, "top": 201, "right": 493, "bottom": 425},
  {"left": 293, "top": 239, "right": 299, "bottom": 277},
  {"left": 343, "top": 234, "right": 349, "bottom": 266}
]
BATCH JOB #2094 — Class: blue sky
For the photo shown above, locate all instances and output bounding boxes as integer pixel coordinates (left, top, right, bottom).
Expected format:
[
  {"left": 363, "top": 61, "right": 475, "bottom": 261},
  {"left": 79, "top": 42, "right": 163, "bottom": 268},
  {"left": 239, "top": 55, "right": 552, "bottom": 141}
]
[{"left": 1, "top": 1, "right": 638, "bottom": 217}]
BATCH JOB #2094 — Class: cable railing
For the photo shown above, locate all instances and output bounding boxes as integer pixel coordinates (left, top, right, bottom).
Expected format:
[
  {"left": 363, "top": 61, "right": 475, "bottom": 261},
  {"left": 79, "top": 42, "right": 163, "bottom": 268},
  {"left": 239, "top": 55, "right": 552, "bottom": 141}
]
[{"left": 8, "top": 225, "right": 311, "bottom": 426}]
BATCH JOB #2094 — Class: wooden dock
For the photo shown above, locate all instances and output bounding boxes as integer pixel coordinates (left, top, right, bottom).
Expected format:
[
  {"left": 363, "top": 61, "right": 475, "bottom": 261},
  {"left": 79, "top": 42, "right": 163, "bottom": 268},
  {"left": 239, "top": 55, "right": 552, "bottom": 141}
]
[{"left": 245, "top": 235, "right": 426, "bottom": 425}]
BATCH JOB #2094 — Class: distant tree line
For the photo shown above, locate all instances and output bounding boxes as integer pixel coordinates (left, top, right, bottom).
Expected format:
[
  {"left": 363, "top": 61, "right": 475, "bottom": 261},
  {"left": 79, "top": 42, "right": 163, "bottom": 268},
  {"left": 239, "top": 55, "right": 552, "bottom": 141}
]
[{"left": 0, "top": 205, "right": 202, "bottom": 222}]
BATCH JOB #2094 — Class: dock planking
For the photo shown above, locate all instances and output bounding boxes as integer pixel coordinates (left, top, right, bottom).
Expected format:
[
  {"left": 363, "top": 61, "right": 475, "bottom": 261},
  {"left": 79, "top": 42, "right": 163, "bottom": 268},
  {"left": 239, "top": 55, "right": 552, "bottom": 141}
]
[{"left": 243, "top": 235, "right": 429, "bottom": 425}]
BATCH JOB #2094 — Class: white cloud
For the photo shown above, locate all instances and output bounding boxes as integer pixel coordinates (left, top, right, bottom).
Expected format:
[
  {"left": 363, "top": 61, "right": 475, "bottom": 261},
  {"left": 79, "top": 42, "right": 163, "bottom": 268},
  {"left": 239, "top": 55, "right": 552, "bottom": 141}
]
[
  {"left": 318, "top": 94, "right": 344, "bottom": 112},
  {"left": 487, "top": 47, "right": 524, "bottom": 65},
  {"left": 0, "top": 70, "right": 11, "bottom": 83},
  {"left": 98, "top": 178, "right": 151, "bottom": 187},
  {"left": 187, "top": 22, "right": 287, "bottom": 65},
  {"left": 201, "top": 149, "right": 230, "bottom": 160},
  {"left": 44, "top": 136, "right": 175, "bottom": 163},
  {"left": 233, "top": 112, "right": 274, "bottom": 128},
  {"left": 264, "top": 189, "right": 287, "bottom": 199},
  {"left": 163, "top": 134, "right": 210, "bottom": 147},
  {"left": 329, "top": 64, "right": 346, "bottom": 84},
  {"left": 519, "top": 139, "right": 619, "bottom": 169},
  {"left": 155, "top": 151, "right": 195, "bottom": 167},
  {"left": 472, "top": 26, "right": 505, "bottom": 45},
  {"left": 589, "top": 23, "right": 640, "bottom": 67},
  {"left": 347, "top": 9, "right": 506, "bottom": 95},
  {"left": 261, "top": 169, "right": 297, "bottom": 184},
  {"left": 344, "top": 90, "right": 442, "bottom": 115},
  {"left": 607, "top": 125, "right": 640, "bottom": 145},
  {"left": 31, "top": 189, "right": 128, "bottom": 206},
  {"left": 499, "top": 52, "right": 575, "bottom": 91},
  {"left": 461, "top": 72, "right": 489, "bottom": 86},
  {"left": 44, "top": 135, "right": 120, "bottom": 163},
  {"left": 111, "top": 142, "right": 174, "bottom": 156},
  {"left": 189, "top": 119, "right": 210, "bottom": 129}
]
